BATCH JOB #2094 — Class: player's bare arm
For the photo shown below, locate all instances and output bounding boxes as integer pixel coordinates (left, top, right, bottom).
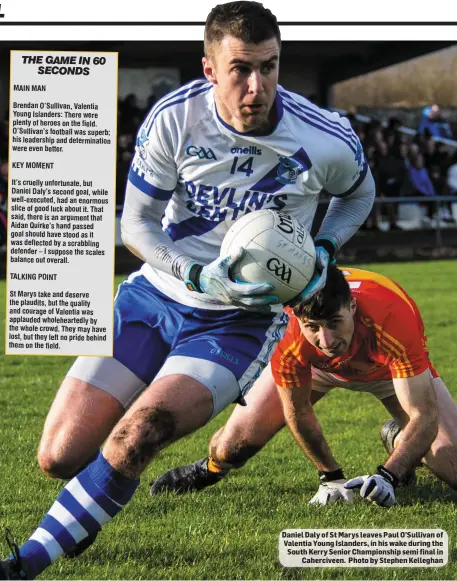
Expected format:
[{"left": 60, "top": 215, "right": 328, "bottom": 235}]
[
  {"left": 277, "top": 384, "right": 338, "bottom": 472},
  {"left": 345, "top": 373, "right": 439, "bottom": 509},
  {"left": 277, "top": 383, "right": 353, "bottom": 505},
  {"left": 385, "top": 370, "right": 439, "bottom": 479}
]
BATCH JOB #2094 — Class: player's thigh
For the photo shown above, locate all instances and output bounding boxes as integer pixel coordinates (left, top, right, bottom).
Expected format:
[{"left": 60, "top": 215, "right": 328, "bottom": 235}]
[
  {"left": 40, "top": 274, "right": 177, "bottom": 474},
  {"left": 310, "top": 368, "right": 345, "bottom": 398},
  {"left": 380, "top": 394, "right": 410, "bottom": 427},
  {"left": 104, "top": 305, "right": 289, "bottom": 467},
  {"left": 430, "top": 377, "right": 457, "bottom": 447},
  {"left": 310, "top": 390, "right": 327, "bottom": 405},
  {"left": 38, "top": 375, "right": 125, "bottom": 477}
]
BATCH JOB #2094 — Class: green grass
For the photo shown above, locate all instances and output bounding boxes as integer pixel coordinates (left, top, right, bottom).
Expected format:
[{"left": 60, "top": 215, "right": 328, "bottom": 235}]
[{"left": 1, "top": 260, "right": 457, "bottom": 580}]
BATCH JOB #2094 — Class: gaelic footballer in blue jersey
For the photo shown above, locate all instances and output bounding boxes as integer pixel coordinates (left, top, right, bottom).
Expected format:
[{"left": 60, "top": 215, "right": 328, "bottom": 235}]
[{"left": 0, "top": 2, "right": 375, "bottom": 579}]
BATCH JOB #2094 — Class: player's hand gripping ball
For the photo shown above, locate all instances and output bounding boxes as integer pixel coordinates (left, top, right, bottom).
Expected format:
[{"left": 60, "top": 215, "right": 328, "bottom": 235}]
[
  {"left": 198, "top": 248, "right": 278, "bottom": 312},
  {"left": 220, "top": 209, "right": 316, "bottom": 305}
]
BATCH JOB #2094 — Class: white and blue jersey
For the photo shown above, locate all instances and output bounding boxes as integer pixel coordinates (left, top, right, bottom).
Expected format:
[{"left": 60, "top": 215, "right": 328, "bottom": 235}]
[{"left": 125, "top": 78, "right": 372, "bottom": 308}]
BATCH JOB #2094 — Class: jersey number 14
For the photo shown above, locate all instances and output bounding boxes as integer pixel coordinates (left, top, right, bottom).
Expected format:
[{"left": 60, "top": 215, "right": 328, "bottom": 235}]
[{"left": 230, "top": 156, "right": 254, "bottom": 177}]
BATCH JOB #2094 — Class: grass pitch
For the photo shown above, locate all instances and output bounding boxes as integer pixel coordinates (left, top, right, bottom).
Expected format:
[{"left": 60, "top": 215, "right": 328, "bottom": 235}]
[{"left": 1, "top": 260, "right": 456, "bottom": 580}]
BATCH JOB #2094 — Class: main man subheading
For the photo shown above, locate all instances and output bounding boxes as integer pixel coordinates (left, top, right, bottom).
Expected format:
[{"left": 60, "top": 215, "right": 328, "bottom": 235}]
[
  {"left": 1, "top": 1, "right": 375, "bottom": 579},
  {"left": 151, "top": 265, "right": 457, "bottom": 508}
]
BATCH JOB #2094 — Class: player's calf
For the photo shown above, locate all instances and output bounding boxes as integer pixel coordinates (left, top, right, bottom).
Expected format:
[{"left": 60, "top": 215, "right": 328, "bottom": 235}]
[
  {"left": 210, "top": 436, "right": 262, "bottom": 470},
  {"left": 35, "top": 452, "right": 102, "bottom": 560},
  {"left": 424, "top": 439, "right": 457, "bottom": 490}
]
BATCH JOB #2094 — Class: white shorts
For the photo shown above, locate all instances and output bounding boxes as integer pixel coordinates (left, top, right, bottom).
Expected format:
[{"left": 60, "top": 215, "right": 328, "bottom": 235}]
[
  {"left": 67, "top": 355, "right": 246, "bottom": 420},
  {"left": 312, "top": 367, "right": 396, "bottom": 400}
]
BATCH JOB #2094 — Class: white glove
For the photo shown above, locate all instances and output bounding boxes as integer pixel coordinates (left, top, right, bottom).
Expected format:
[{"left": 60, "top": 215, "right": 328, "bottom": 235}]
[
  {"left": 309, "top": 479, "right": 353, "bottom": 505},
  {"left": 345, "top": 474, "right": 396, "bottom": 508},
  {"left": 197, "top": 248, "right": 279, "bottom": 311},
  {"left": 287, "top": 245, "right": 331, "bottom": 306}
]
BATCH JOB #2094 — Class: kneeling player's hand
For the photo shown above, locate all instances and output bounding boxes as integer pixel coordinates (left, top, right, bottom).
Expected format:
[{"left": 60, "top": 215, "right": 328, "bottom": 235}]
[
  {"left": 344, "top": 473, "right": 396, "bottom": 508},
  {"left": 287, "top": 243, "right": 333, "bottom": 307},
  {"left": 309, "top": 479, "right": 353, "bottom": 505},
  {"left": 187, "top": 248, "right": 279, "bottom": 312}
]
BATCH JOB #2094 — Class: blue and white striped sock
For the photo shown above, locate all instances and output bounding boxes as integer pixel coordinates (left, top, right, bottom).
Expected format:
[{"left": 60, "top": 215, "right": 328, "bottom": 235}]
[{"left": 16, "top": 451, "right": 139, "bottom": 579}]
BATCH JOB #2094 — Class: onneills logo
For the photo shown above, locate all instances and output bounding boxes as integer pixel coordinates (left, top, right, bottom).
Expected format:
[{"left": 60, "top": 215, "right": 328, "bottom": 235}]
[
  {"left": 231, "top": 146, "right": 262, "bottom": 155},
  {"left": 210, "top": 347, "right": 239, "bottom": 365}
]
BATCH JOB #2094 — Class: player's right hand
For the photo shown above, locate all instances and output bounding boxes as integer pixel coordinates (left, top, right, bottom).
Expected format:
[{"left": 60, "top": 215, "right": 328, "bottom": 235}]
[
  {"left": 198, "top": 248, "right": 279, "bottom": 311},
  {"left": 309, "top": 479, "right": 353, "bottom": 506}
]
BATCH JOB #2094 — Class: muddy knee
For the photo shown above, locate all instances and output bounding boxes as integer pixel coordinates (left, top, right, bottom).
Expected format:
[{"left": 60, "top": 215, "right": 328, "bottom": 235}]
[
  {"left": 105, "top": 406, "right": 176, "bottom": 478},
  {"left": 210, "top": 436, "right": 262, "bottom": 470}
]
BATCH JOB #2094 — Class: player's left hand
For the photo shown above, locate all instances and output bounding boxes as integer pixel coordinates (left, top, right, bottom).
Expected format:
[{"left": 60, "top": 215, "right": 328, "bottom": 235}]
[
  {"left": 344, "top": 474, "right": 396, "bottom": 508},
  {"left": 287, "top": 245, "right": 331, "bottom": 306},
  {"left": 309, "top": 479, "right": 353, "bottom": 505},
  {"left": 196, "top": 248, "right": 279, "bottom": 312}
]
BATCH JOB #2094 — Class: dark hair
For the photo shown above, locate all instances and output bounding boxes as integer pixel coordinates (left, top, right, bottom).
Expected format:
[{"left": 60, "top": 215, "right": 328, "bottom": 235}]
[
  {"left": 204, "top": 1, "right": 281, "bottom": 58},
  {"left": 293, "top": 264, "right": 352, "bottom": 321}
]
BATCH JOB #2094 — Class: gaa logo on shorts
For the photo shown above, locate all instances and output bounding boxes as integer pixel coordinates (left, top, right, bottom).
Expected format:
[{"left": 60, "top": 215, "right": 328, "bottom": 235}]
[
  {"left": 266, "top": 257, "right": 292, "bottom": 284},
  {"left": 185, "top": 145, "right": 217, "bottom": 160}
]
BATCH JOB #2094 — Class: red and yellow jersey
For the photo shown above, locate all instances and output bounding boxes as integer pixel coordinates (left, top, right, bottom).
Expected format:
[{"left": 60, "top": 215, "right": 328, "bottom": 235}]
[{"left": 271, "top": 267, "right": 438, "bottom": 389}]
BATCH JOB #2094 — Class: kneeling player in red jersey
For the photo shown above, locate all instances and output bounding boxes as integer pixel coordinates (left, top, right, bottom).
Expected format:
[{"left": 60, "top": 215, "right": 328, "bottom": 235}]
[{"left": 151, "top": 265, "right": 457, "bottom": 507}]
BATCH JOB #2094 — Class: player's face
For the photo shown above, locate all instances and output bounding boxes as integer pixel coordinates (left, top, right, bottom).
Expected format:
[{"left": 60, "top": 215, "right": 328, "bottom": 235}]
[
  {"left": 299, "top": 299, "right": 357, "bottom": 357},
  {"left": 203, "top": 35, "right": 280, "bottom": 134}
]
